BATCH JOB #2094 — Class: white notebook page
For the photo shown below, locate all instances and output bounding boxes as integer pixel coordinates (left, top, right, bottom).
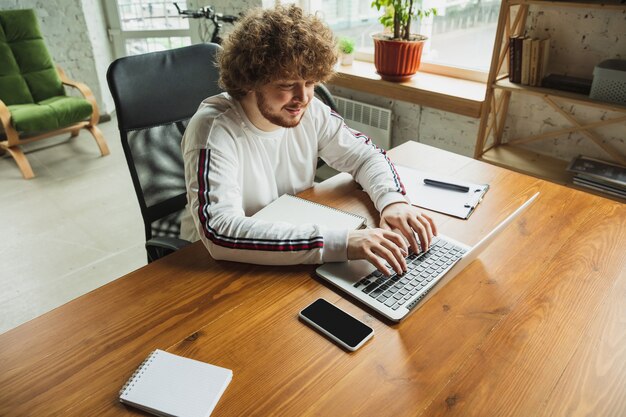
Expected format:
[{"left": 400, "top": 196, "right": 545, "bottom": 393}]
[
  {"left": 252, "top": 194, "right": 366, "bottom": 230},
  {"left": 119, "top": 350, "right": 232, "bottom": 417}
]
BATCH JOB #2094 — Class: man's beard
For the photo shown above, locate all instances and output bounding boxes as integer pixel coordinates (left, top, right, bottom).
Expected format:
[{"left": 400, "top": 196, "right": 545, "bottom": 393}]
[{"left": 255, "top": 91, "right": 306, "bottom": 128}]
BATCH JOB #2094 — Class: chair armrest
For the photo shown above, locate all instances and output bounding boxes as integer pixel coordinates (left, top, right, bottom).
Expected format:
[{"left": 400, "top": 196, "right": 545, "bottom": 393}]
[
  {"left": 0, "top": 99, "right": 19, "bottom": 144},
  {"left": 56, "top": 66, "right": 100, "bottom": 125},
  {"left": 146, "top": 236, "right": 192, "bottom": 263}
]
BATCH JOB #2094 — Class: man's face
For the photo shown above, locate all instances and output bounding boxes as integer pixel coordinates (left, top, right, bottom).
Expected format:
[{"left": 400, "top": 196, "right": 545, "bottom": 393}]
[{"left": 255, "top": 79, "right": 316, "bottom": 128}]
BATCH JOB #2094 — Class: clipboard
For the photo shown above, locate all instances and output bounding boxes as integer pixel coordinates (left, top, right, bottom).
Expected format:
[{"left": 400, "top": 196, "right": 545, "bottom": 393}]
[{"left": 395, "top": 165, "right": 489, "bottom": 219}]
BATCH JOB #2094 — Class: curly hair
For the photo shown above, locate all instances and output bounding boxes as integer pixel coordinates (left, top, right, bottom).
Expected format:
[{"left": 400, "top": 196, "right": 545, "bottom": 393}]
[{"left": 218, "top": 5, "right": 338, "bottom": 99}]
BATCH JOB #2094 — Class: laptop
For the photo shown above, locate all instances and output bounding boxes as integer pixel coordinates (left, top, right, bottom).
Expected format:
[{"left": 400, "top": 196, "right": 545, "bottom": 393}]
[{"left": 316, "top": 192, "right": 539, "bottom": 322}]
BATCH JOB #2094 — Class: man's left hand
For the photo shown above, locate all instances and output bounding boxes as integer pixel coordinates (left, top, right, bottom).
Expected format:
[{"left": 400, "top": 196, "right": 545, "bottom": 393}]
[{"left": 380, "top": 202, "right": 437, "bottom": 253}]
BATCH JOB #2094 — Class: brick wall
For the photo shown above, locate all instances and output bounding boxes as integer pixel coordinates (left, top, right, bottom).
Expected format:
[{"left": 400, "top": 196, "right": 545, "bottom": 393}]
[{"left": 328, "top": 85, "right": 479, "bottom": 157}]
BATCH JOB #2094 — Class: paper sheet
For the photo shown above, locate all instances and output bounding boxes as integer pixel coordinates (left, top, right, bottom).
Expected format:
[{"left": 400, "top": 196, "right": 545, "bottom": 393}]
[
  {"left": 395, "top": 165, "right": 489, "bottom": 219},
  {"left": 119, "top": 350, "right": 232, "bottom": 417}
]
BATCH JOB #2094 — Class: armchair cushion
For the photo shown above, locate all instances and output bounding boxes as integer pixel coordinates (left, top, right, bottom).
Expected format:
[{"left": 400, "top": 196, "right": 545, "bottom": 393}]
[
  {"left": 8, "top": 96, "right": 93, "bottom": 133},
  {"left": 0, "top": 8, "right": 41, "bottom": 41},
  {"left": 0, "top": 9, "right": 64, "bottom": 105},
  {"left": 0, "top": 74, "right": 33, "bottom": 105},
  {"left": 23, "top": 68, "right": 64, "bottom": 102},
  {"left": 0, "top": 40, "right": 33, "bottom": 105}
]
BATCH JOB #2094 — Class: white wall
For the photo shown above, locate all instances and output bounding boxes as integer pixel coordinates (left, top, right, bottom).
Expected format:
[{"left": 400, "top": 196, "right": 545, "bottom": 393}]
[
  {"left": 79, "top": 0, "right": 114, "bottom": 114},
  {"left": 328, "top": 85, "right": 479, "bottom": 157}
]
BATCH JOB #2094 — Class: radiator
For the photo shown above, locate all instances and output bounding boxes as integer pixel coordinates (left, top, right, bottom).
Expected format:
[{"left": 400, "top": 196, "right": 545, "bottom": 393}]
[{"left": 334, "top": 96, "right": 392, "bottom": 150}]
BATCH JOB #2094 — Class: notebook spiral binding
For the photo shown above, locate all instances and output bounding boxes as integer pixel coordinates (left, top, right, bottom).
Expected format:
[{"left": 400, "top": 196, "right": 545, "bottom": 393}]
[
  {"left": 119, "top": 350, "right": 159, "bottom": 397},
  {"left": 287, "top": 195, "right": 367, "bottom": 225}
]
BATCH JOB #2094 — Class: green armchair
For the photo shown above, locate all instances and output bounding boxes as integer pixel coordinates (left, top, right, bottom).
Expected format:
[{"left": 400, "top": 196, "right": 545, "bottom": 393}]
[{"left": 0, "top": 9, "right": 109, "bottom": 179}]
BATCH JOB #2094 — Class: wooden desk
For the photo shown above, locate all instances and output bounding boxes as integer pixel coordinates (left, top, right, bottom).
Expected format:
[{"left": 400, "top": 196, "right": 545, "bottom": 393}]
[{"left": 1, "top": 142, "right": 624, "bottom": 416}]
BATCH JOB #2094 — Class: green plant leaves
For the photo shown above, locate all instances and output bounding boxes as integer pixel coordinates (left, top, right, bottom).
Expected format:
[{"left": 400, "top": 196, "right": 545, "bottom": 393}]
[{"left": 371, "top": 0, "right": 437, "bottom": 41}]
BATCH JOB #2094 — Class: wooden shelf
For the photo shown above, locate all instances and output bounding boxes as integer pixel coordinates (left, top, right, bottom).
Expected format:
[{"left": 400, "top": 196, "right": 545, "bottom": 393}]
[
  {"left": 475, "top": 0, "right": 626, "bottom": 194},
  {"left": 493, "top": 79, "right": 626, "bottom": 113},
  {"left": 511, "top": 0, "right": 626, "bottom": 9},
  {"left": 480, "top": 145, "right": 624, "bottom": 201},
  {"left": 481, "top": 145, "right": 572, "bottom": 184}
]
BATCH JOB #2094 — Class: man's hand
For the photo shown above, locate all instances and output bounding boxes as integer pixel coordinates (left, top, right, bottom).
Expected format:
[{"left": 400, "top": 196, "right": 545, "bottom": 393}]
[
  {"left": 380, "top": 202, "right": 437, "bottom": 254},
  {"left": 347, "top": 228, "right": 408, "bottom": 276}
]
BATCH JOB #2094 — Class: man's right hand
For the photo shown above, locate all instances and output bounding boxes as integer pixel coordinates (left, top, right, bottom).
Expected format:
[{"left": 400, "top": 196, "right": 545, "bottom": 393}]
[{"left": 347, "top": 228, "right": 409, "bottom": 276}]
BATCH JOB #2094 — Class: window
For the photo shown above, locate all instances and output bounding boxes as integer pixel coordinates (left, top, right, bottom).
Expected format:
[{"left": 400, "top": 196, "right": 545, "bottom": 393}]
[
  {"left": 124, "top": 36, "right": 191, "bottom": 56},
  {"left": 117, "top": 0, "right": 190, "bottom": 31},
  {"left": 282, "top": 0, "right": 501, "bottom": 77},
  {"left": 104, "top": 1, "right": 198, "bottom": 58}
]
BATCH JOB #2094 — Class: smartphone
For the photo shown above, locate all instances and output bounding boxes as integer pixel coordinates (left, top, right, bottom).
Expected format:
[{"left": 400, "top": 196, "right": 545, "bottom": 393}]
[{"left": 299, "top": 298, "right": 374, "bottom": 351}]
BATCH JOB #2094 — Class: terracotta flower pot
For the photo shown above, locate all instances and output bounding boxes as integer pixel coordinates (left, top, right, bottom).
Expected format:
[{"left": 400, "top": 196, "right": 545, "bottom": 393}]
[{"left": 372, "top": 34, "right": 427, "bottom": 82}]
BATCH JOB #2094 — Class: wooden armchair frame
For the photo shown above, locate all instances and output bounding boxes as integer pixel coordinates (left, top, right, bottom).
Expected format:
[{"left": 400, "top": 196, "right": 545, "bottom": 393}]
[{"left": 0, "top": 66, "right": 110, "bottom": 179}]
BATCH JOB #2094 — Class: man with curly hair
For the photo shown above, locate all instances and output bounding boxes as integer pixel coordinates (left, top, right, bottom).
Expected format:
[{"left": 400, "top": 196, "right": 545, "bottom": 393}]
[{"left": 181, "top": 5, "right": 437, "bottom": 276}]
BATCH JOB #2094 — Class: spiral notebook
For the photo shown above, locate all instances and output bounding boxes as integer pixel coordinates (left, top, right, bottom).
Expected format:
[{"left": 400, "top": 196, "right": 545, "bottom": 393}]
[
  {"left": 119, "top": 350, "right": 232, "bottom": 417},
  {"left": 252, "top": 194, "right": 367, "bottom": 230}
]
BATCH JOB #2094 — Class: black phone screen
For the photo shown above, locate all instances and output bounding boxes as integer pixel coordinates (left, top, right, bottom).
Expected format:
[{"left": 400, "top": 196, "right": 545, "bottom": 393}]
[{"left": 300, "top": 298, "right": 373, "bottom": 349}]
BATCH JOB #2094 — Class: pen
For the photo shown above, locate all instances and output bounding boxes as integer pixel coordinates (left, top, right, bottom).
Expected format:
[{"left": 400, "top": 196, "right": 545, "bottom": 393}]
[{"left": 423, "top": 178, "right": 470, "bottom": 193}]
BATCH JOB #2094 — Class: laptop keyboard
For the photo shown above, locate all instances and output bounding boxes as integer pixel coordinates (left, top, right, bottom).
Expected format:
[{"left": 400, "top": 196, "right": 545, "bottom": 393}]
[{"left": 353, "top": 238, "right": 467, "bottom": 311}]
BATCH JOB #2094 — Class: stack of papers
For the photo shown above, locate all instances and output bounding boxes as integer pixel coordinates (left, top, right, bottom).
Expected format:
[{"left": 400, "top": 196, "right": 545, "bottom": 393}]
[{"left": 567, "top": 155, "right": 626, "bottom": 199}]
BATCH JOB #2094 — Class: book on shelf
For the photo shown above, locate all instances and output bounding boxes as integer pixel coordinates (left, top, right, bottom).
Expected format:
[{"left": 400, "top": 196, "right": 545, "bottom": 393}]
[
  {"left": 529, "top": 38, "right": 540, "bottom": 86},
  {"left": 520, "top": 37, "right": 551, "bottom": 87},
  {"left": 514, "top": 36, "right": 524, "bottom": 84},
  {"left": 576, "top": 172, "right": 626, "bottom": 190},
  {"left": 567, "top": 155, "right": 626, "bottom": 199},
  {"left": 538, "top": 38, "right": 551, "bottom": 84},
  {"left": 567, "top": 155, "right": 626, "bottom": 188},
  {"left": 521, "top": 37, "right": 532, "bottom": 85},
  {"left": 541, "top": 74, "right": 593, "bottom": 95},
  {"left": 508, "top": 36, "right": 525, "bottom": 84},
  {"left": 573, "top": 177, "right": 626, "bottom": 199},
  {"left": 508, "top": 36, "right": 516, "bottom": 83}
]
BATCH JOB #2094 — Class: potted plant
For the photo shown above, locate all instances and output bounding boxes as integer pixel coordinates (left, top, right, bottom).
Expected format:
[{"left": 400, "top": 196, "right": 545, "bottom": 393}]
[
  {"left": 371, "top": 0, "right": 437, "bottom": 82},
  {"left": 338, "top": 36, "right": 356, "bottom": 66}
]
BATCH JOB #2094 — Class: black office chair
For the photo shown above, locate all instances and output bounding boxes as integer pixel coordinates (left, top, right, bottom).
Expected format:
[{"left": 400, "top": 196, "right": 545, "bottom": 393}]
[
  {"left": 314, "top": 84, "right": 338, "bottom": 113},
  {"left": 107, "top": 43, "right": 223, "bottom": 262}
]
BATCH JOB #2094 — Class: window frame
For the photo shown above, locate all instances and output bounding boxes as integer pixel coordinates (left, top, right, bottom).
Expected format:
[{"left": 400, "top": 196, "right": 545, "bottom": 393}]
[
  {"left": 280, "top": 0, "right": 497, "bottom": 83},
  {"left": 103, "top": 0, "right": 202, "bottom": 59}
]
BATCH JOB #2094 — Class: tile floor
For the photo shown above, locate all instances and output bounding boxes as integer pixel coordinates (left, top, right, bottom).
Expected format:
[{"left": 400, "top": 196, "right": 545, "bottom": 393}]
[{"left": 0, "top": 115, "right": 147, "bottom": 335}]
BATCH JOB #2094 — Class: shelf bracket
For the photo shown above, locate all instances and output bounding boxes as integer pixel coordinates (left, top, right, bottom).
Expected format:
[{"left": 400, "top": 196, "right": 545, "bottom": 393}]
[
  {"left": 508, "top": 112, "right": 626, "bottom": 154},
  {"left": 543, "top": 96, "right": 626, "bottom": 166}
]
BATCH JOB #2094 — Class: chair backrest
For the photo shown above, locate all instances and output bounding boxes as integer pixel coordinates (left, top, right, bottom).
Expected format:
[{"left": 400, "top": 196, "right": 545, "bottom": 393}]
[
  {"left": 0, "top": 9, "right": 64, "bottom": 105},
  {"left": 314, "top": 84, "right": 338, "bottom": 113},
  {"left": 107, "top": 43, "right": 223, "bottom": 243}
]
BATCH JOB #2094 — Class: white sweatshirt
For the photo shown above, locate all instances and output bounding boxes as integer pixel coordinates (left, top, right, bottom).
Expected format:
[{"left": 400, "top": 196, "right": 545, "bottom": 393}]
[{"left": 180, "top": 93, "right": 407, "bottom": 265}]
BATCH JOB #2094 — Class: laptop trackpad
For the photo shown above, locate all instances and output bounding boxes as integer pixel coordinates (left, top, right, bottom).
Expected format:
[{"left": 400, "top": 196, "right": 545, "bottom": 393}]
[{"left": 316, "top": 260, "right": 377, "bottom": 284}]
